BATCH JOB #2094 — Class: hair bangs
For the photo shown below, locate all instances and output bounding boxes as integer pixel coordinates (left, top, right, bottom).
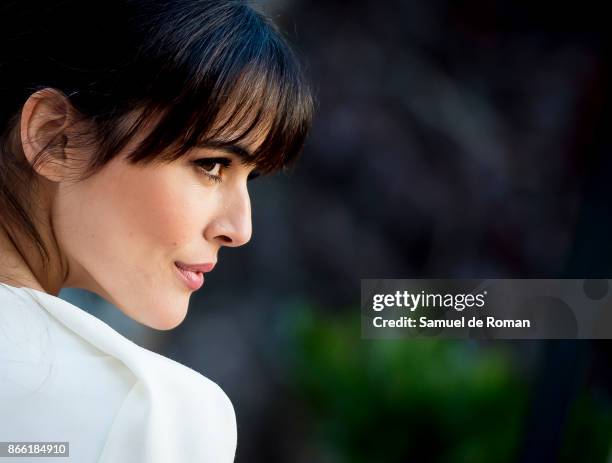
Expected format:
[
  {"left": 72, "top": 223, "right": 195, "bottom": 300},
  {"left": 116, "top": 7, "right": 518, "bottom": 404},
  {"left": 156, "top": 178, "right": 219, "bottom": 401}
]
[{"left": 119, "top": 2, "right": 313, "bottom": 176}]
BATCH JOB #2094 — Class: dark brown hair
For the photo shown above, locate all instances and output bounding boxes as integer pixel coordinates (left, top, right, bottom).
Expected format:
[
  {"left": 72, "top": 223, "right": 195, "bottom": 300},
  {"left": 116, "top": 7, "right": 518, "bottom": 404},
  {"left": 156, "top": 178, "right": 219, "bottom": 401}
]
[{"left": 0, "top": 0, "right": 313, "bottom": 269}]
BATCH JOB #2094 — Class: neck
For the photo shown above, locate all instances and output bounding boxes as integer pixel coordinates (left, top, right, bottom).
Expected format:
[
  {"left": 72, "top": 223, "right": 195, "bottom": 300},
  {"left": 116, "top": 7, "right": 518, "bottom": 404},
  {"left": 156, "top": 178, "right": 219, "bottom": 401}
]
[{"left": 0, "top": 220, "right": 64, "bottom": 296}]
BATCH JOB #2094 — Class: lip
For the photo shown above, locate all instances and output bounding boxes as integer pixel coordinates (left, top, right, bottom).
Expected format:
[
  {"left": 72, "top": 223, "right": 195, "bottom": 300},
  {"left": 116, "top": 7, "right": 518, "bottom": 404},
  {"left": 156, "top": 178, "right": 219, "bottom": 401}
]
[
  {"left": 174, "top": 261, "right": 215, "bottom": 291},
  {"left": 175, "top": 261, "right": 216, "bottom": 273}
]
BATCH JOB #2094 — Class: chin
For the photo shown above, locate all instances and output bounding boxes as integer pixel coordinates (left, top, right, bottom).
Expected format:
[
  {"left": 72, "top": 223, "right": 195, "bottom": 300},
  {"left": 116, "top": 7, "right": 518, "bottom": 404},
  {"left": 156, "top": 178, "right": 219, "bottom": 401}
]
[
  {"left": 118, "top": 297, "right": 189, "bottom": 331},
  {"left": 145, "top": 310, "right": 189, "bottom": 331}
]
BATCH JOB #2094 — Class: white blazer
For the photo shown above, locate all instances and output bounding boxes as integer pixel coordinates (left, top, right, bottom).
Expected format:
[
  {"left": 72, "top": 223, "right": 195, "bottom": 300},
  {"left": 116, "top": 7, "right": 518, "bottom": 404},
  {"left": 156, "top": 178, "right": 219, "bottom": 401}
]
[{"left": 0, "top": 282, "right": 237, "bottom": 462}]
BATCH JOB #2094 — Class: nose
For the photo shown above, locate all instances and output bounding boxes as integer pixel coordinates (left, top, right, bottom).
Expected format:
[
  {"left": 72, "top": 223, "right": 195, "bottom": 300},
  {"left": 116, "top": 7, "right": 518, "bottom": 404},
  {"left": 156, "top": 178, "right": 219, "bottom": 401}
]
[{"left": 205, "top": 183, "right": 252, "bottom": 248}]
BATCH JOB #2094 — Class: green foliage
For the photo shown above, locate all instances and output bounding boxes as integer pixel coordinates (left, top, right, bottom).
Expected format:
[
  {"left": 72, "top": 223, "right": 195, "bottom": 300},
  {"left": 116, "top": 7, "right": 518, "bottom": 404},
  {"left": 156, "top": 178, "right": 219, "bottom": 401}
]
[
  {"left": 278, "top": 304, "right": 528, "bottom": 463},
  {"left": 559, "top": 390, "right": 612, "bottom": 463}
]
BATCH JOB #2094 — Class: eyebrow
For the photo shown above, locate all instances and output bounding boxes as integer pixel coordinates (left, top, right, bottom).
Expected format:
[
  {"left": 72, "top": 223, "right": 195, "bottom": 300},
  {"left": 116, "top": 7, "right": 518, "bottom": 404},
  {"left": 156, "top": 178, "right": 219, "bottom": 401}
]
[{"left": 197, "top": 142, "right": 253, "bottom": 159}]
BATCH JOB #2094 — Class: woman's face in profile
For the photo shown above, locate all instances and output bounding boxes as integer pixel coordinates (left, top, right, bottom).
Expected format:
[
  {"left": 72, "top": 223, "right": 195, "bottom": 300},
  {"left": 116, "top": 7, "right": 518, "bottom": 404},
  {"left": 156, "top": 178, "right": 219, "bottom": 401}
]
[{"left": 55, "top": 125, "right": 258, "bottom": 330}]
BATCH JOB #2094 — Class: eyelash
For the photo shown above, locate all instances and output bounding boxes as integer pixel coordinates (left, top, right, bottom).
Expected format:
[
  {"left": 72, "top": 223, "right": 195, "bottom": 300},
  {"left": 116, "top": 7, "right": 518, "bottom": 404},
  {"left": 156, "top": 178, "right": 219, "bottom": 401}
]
[
  {"left": 194, "top": 157, "right": 230, "bottom": 183},
  {"left": 193, "top": 157, "right": 261, "bottom": 183}
]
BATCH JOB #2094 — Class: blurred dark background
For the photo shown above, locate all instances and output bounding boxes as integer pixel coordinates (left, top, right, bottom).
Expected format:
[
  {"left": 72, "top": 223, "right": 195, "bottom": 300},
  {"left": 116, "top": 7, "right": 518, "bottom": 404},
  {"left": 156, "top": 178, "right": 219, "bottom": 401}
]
[{"left": 62, "top": 1, "right": 612, "bottom": 461}]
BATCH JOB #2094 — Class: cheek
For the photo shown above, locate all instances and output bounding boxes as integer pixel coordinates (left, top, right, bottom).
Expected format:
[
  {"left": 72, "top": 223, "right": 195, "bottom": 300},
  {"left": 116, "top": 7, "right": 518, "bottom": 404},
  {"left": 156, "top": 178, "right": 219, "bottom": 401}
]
[
  {"left": 53, "top": 158, "right": 217, "bottom": 329},
  {"left": 116, "top": 169, "right": 197, "bottom": 252},
  {"left": 98, "top": 162, "right": 204, "bottom": 254},
  {"left": 54, "top": 159, "right": 210, "bottom": 297}
]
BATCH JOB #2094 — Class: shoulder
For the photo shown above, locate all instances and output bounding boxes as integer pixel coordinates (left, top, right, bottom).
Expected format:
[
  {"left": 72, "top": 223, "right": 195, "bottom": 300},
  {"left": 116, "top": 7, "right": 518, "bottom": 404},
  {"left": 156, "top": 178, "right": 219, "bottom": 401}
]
[
  {"left": 100, "top": 346, "right": 238, "bottom": 462},
  {"left": 0, "top": 284, "right": 237, "bottom": 461},
  {"left": 146, "top": 349, "right": 237, "bottom": 435}
]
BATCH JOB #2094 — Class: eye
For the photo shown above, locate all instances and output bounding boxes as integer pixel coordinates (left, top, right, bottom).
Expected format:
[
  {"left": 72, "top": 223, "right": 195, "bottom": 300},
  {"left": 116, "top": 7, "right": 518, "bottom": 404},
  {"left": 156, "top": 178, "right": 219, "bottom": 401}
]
[
  {"left": 201, "top": 161, "right": 221, "bottom": 176},
  {"left": 193, "top": 157, "right": 231, "bottom": 183}
]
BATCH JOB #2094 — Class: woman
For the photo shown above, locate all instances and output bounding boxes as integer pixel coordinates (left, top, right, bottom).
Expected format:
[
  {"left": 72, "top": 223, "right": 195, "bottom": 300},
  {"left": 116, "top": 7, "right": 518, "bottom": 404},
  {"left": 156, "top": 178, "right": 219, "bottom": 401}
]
[{"left": 0, "top": 0, "right": 313, "bottom": 462}]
